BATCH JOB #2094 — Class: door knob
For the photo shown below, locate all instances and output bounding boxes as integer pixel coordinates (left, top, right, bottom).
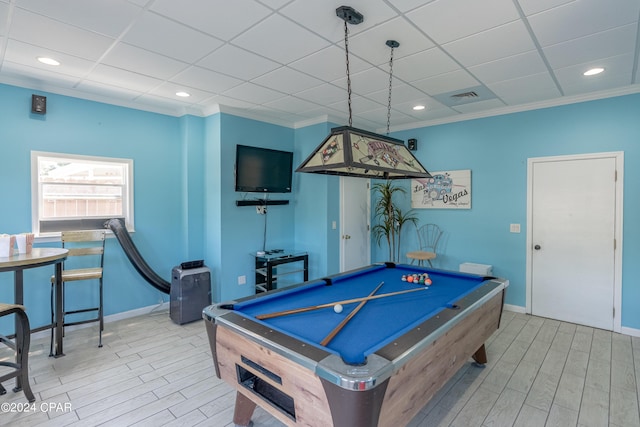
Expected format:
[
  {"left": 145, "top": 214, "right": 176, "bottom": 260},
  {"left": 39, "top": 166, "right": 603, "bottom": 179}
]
[
  {"left": 534, "top": 244, "right": 541, "bottom": 250},
  {"left": 343, "top": 235, "right": 351, "bottom": 240}
]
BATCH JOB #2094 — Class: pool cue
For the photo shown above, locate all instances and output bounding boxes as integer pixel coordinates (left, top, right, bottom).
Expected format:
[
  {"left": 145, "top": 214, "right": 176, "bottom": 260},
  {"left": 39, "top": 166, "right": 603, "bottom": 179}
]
[
  {"left": 320, "top": 281, "right": 384, "bottom": 346},
  {"left": 255, "top": 286, "right": 425, "bottom": 320}
]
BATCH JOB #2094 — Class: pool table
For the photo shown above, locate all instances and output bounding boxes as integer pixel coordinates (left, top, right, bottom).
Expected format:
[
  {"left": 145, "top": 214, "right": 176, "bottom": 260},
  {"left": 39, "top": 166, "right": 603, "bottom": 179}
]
[{"left": 203, "top": 263, "right": 508, "bottom": 427}]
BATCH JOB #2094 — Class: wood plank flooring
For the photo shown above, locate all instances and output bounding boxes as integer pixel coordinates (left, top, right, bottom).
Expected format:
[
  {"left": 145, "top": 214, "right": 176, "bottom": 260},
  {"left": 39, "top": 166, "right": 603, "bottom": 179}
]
[{"left": 1, "top": 309, "right": 639, "bottom": 426}]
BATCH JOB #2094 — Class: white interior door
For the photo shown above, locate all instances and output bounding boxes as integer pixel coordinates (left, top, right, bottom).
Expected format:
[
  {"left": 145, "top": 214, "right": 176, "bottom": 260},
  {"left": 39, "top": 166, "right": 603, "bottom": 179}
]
[
  {"left": 340, "top": 177, "right": 370, "bottom": 272},
  {"left": 529, "top": 154, "right": 621, "bottom": 330}
]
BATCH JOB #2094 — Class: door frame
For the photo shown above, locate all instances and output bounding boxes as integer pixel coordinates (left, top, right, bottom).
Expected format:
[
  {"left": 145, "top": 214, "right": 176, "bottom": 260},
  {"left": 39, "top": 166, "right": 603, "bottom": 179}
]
[{"left": 526, "top": 151, "right": 624, "bottom": 332}]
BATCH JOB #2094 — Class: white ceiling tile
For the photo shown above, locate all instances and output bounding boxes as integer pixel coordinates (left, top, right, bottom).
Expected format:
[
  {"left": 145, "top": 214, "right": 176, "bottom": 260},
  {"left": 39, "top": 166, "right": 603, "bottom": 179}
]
[
  {"left": 544, "top": 24, "right": 637, "bottom": 70},
  {"left": 150, "top": 0, "right": 272, "bottom": 40},
  {"left": 5, "top": 39, "right": 95, "bottom": 78},
  {"left": 150, "top": 82, "right": 213, "bottom": 103},
  {"left": 289, "top": 46, "right": 370, "bottom": 82},
  {"left": 280, "top": 0, "right": 398, "bottom": 43},
  {"left": 469, "top": 50, "right": 548, "bottom": 84},
  {"left": 136, "top": 92, "right": 195, "bottom": 109},
  {"left": 102, "top": 43, "right": 188, "bottom": 80},
  {"left": 257, "top": 0, "right": 291, "bottom": 9},
  {"left": 16, "top": 0, "right": 141, "bottom": 37},
  {"left": 253, "top": 67, "right": 324, "bottom": 95},
  {"left": 529, "top": 0, "right": 640, "bottom": 47},
  {"left": 407, "top": 0, "right": 520, "bottom": 44},
  {"left": 122, "top": 12, "right": 224, "bottom": 63},
  {"left": 333, "top": 67, "right": 390, "bottom": 96},
  {"left": 348, "top": 17, "right": 435, "bottom": 66},
  {"left": 295, "top": 83, "right": 347, "bottom": 106},
  {"left": 171, "top": 66, "right": 243, "bottom": 94},
  {"left": 452, "top": 98, "right": 505, "bottom": 114},
  {"left": 0, "top": 2, "right": 9, "bottom": 35},
  {"left": 232, "top": 14, "right": 330, "bottom": 64},
  {"left": 412, "top": 70, "right": 479, "bottom": 96},
  {"left": 392, "top": 48, "right": 461, "bottom": 83},
  {"left": 197, "top": 45, "right": 280, "bottom": 81},
  {"left": 334, "top": 94, "right": 385, "bottom": 114},
  {"left": 1, "top": 61, "right": 79, "bottom": 87},
  {"left": 554, "top": 53, "right": 635, "bottom": 96},
  {"left": 85, "top": 64, "right": 163, "bottom": 92},
  {"left": 222, "top": 82, "right": 287, "bottom": 104},
  {"left": 2, "top": 0, "right": 638, "bottom": 126},
  {"left": 10, "top": 8, "right": 115, "bottom": 60},
  {"left": 487, "top": 72, "right": 561, "bottom": 105},
  {"left": 518, "top": 0, "right": 574, "bottom": 16},
  {"left": 443, "top": 21, "right": 536, "bottom": 67},
  {"left": 75, "top": 80, "right": 143, "bottom": 101},
  {"left": 366, "top": 82, "right": 428, "bottom": 105},
  {"left": 386, "top": 0, "right": 438, "bottom": 13},
  {"left": 205, "top": 95, "right": 256, "bottom": 110},
  {"left": 263, "top": 95, "right": 322, "bottom": 113}
]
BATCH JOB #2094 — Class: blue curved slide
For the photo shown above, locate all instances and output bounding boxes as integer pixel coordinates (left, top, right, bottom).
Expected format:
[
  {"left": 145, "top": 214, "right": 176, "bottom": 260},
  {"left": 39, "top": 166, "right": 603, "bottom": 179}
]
[{"left": 105, "top": 218, "right": 171, "bottom": 294}]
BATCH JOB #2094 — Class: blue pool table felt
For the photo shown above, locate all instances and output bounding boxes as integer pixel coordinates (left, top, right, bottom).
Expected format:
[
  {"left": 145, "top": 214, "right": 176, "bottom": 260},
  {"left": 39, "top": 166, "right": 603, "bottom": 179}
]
[{"left": 234, "top": 264, "right": 488, "bottom": 365}]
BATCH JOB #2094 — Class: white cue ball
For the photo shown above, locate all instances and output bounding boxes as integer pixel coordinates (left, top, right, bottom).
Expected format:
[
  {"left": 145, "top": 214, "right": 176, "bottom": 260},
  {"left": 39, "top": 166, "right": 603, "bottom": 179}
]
[{"left": 334, "top": 304, "right": 343, "bottom": 313}]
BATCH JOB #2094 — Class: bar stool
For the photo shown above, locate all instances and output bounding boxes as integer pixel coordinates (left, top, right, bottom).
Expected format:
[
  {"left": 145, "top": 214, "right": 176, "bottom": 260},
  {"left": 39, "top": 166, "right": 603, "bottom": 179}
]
[{"left": 0, "top": 303, "right": 35, "bottom": 402}]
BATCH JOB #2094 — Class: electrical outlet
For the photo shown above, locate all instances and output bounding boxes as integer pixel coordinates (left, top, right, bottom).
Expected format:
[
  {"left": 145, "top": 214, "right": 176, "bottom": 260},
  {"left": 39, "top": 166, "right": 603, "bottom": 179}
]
[
  {"left": 238, "top": 275, "right": 246, "bottom": 285},
  {"left": 510, "top": 223, "right": 521, "bottom": 233},
  {"left": 256, "top": 206, "right": 267, "bottom": 214}
]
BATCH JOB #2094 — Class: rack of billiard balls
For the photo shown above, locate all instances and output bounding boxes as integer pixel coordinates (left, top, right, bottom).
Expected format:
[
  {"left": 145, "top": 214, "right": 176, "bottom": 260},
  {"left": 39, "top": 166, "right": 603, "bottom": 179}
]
[{"left": 401, "top": 273, "right": 432, "bottom": 286}]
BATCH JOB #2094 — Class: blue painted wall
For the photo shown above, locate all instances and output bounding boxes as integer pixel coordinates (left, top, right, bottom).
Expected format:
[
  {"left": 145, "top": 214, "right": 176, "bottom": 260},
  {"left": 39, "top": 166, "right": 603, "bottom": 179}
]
[
  {"left": 2, "top": 81, "right": 640, "bottom": 333},
  {"left": 0, "top": 84, "right": 185, "bottom": 332},
  {"left": 379, "top": 93, "right": 640, "bottom": 329}
]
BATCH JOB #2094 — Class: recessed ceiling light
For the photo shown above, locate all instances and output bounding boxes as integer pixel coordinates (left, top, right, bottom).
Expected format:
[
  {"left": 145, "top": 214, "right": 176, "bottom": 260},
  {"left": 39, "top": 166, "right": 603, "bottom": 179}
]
[
  {"left": 413, "top": 105, "right": 426, "bottom": 111},
  {"left": 584, "top": 67, "right": 604, "bottom": 76},
  {"left": 37, "top": 57, "right": 60, "bottom": 66},
  {"left": 176, "top": 91, "right": 191, "bottom": 97}
]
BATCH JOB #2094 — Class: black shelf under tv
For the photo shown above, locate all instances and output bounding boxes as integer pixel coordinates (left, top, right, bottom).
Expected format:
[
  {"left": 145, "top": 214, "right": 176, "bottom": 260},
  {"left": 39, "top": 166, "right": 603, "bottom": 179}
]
[{"left": 236, "top": 199, "right": 289, "bottom": 207}]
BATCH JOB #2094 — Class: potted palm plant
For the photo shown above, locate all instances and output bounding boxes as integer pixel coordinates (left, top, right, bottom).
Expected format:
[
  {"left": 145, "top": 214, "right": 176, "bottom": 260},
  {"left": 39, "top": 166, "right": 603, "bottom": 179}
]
[{"left": 371, "top": 181, "right": 417, "bottom": 262}]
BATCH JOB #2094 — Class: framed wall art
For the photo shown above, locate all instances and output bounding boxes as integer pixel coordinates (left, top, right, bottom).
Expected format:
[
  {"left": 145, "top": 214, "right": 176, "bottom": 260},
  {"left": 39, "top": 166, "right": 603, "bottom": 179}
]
[{"left": 411, "top": 169, "right": 471, "bottom": 209}]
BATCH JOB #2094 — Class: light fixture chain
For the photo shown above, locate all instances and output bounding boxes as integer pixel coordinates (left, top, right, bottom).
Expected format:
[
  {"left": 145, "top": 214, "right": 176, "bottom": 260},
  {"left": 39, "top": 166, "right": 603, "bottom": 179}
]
[
  {"left": 344, "top": 20, "right": 353, "bottom": 127},
  {"left": 386, "top": 45, "right": 395, "bottom": 135}
]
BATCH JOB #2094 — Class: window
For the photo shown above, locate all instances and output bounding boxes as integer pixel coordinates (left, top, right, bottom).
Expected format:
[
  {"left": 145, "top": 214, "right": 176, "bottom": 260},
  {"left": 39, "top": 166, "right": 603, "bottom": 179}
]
[{"left": 31, "top": 151, "right": 134, "bottom": 235}]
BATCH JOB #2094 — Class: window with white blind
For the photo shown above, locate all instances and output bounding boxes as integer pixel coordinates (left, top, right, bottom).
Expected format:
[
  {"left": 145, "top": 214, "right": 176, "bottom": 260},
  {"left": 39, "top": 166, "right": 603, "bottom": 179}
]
[{"left": 31, "top": 151, "right": 134, "bottom": 235}]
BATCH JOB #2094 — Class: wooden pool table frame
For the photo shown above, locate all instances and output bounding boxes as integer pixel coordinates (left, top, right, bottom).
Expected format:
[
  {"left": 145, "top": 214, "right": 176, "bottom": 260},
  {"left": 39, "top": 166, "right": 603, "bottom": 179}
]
[{"left": 204, "top": 267, "right": 508, "bottom": 427}]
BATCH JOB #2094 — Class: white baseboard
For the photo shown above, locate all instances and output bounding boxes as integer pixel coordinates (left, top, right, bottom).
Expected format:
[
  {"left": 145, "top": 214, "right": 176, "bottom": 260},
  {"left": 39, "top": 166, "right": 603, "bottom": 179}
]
[
  {"left": 620, "top": 326, "right": 640, "bottom": 337},
  {"left": 502, "top": 304, "right": 640, "bottom": 338},
  {"left": 504, "top": 303, "right": 526, "bottom": 314},
  {"left": 31, "top": 301, "right": 170, "bottom": 341}
]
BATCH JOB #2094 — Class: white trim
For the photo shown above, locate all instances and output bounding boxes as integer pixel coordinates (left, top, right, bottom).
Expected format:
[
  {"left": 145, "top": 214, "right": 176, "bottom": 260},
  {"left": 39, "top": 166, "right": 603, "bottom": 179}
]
[
  {"left": 6, "top": 71, "right": 639, "bottom": 131},
  {"left": 503, "top": 304, "right": 526, "bottom": 314},
  {"left": 30, "top": 151, "right": 135, "bottom": 236},
  {"left": 526, "top": 152, "right": 624, "bottom": 333},
  {"left": 385, "top": 84, "right": 640, "bottom": 133},
  {"left": 620, "top": 326, "right": 640, "bottom": 338}
]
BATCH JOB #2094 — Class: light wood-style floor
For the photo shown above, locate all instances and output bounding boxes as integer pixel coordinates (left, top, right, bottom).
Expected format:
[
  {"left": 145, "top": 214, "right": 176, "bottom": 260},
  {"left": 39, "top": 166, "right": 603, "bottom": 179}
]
[{"left": 1, "top": 308, "right": 639, "bottom": 426}]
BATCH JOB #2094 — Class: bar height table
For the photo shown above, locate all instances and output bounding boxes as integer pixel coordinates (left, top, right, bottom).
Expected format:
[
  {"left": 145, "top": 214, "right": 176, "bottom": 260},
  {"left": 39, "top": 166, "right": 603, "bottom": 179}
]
[{"left": 0, "top": 248, "right": 69, "bottom": 358}]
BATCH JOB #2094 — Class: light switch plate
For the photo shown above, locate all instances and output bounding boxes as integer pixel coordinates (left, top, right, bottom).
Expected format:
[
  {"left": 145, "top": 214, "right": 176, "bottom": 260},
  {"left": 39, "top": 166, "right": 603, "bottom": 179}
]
[{"left": 510, "top": 224, "right": 521, "bottom": 233}]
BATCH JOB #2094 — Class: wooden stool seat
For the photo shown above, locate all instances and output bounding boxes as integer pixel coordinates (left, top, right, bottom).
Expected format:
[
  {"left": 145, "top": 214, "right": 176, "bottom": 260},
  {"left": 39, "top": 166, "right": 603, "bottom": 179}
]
[
  {"left": 0, "top": 303, "right": 35, "bottom": 402},
  {"left": 406, "top": 250, "right": 436, "bottom": 265}
]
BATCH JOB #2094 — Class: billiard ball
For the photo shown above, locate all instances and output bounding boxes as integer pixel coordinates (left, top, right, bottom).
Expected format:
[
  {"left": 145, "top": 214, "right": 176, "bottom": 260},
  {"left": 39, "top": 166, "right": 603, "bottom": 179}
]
[{"left": 334, "top": 304, "right": 343, "bottom": 313}]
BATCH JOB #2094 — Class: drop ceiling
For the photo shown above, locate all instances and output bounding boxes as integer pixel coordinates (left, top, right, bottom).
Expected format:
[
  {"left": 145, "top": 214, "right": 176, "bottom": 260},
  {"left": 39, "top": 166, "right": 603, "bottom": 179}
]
[{"left": 1, "top": 0, "right": 639, "bottom": 131}]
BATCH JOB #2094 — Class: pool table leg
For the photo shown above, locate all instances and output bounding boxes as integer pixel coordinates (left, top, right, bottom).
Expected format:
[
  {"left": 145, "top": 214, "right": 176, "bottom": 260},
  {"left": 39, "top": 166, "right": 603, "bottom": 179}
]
[
  {"left": 472, "top": 344, "right": 488, "bottom": 364},
  {"left": 233, "top": 391, "right": 256, "bottom": 427}
]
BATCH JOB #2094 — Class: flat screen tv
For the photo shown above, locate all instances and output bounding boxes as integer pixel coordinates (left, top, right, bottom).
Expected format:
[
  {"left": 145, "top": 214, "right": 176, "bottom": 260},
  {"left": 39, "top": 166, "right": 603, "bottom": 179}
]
[{"left": 235, "top": 144, "right": 293, "bottom": 193}]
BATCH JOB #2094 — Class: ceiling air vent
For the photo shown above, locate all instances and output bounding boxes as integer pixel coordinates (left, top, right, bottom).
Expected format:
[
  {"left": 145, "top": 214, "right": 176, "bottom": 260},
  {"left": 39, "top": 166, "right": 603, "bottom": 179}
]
[
  {"left": 451, "top": 91, "right": 478, "bottom": 99},
  {"left": 433, "top": 85, "right": 498, "bottom": 107}
]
